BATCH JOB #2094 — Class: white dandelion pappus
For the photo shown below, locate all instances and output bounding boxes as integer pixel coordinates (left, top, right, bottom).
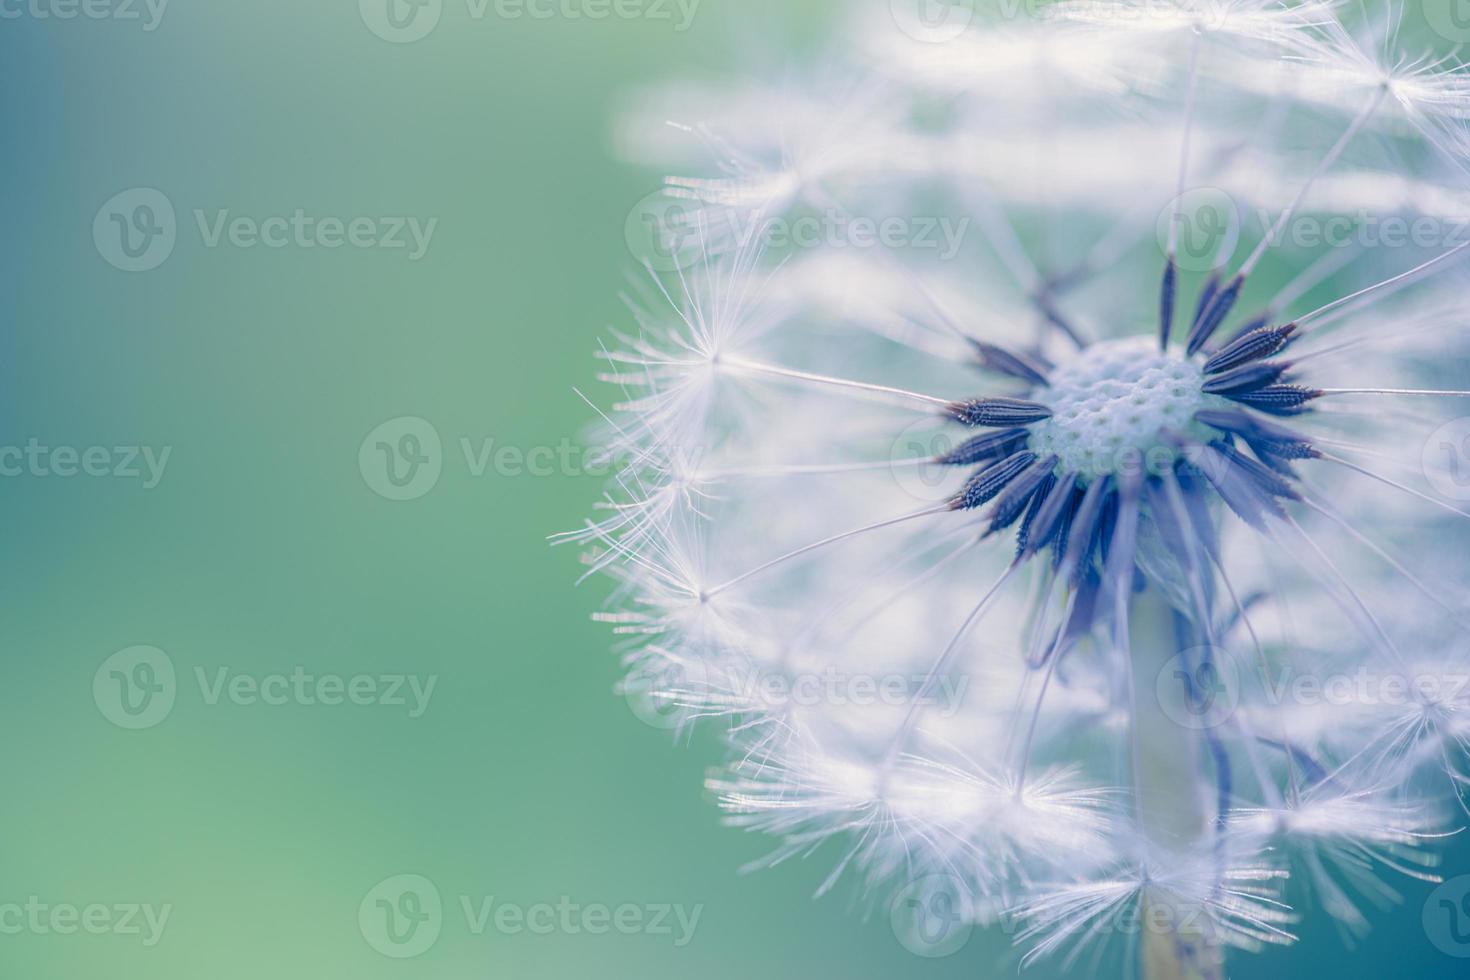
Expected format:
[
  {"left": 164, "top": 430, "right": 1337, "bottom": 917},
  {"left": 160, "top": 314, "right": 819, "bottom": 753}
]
[{"left": 569, "top": 2, "right": 1470, "bottom": 977}]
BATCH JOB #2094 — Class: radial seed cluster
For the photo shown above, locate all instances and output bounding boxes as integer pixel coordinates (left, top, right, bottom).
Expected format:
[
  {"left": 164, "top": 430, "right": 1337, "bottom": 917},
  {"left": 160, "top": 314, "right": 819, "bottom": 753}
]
[{"left": 569, "top": 1, "right": 1470, "bottom": 970}]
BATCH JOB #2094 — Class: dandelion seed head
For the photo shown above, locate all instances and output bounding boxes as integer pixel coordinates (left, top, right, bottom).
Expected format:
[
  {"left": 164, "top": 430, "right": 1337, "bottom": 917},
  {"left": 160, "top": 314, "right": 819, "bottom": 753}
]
[
  {"left": 574, "top": 0, "right": 1470, "bottom": 970},
  {"left": 1030, "top": 337, "right": 1229, "bottom": 480}
]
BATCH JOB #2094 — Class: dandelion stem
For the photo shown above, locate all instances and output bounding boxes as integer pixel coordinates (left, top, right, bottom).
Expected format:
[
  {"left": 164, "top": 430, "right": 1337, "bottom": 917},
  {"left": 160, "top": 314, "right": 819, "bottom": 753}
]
[
  {"left": 1129, "top": 589, "right": 1223, "bottom": 980},
  {"left": 1128, "top": 592, "right": 1208, "bottom": 847}
]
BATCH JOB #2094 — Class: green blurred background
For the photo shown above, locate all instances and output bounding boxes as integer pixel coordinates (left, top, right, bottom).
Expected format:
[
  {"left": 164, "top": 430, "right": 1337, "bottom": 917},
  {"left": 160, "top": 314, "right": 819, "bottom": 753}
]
[{"left": 1, "top": 1, "right": 1464, "bottom": 977}]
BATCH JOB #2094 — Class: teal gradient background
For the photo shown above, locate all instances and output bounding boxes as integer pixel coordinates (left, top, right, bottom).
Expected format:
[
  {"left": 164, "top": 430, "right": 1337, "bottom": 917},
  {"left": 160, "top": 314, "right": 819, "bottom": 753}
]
[{"left": 2, "top": 2, "right": 1466, "bottom": 978}]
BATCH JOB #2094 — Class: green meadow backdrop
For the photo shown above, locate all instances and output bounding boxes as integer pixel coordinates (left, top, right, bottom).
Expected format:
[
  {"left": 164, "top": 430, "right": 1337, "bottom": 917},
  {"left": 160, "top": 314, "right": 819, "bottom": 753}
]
[{"left": 1, "top": 1, "right": 1465, "bottom": 977}]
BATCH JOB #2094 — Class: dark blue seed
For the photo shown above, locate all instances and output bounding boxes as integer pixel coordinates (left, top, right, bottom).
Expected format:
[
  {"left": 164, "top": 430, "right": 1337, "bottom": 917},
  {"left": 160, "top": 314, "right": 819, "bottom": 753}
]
[
  {"left": 1187, "top": 273, "right": 1245, "bottom": 355},
  {"left": 1061, "top": 478, "right": 1110, "bottom": 580},
  {"left": 1062, "top": 569, "right": 1101, "bottom": 645},
  {"left": 1175, "top": 467, "right": 1219, "bottom": 557},
  {"left": 969, "top": 340, "right": 1051, "bottom": 386},
  {"left": 1144, "top": 477, "right": 1190, "bottom": 556},
  {"left": 1225, "top": 385, "right": 1321, "bottom": 416},
  {"left": 1217, "top": 312, "right": 1272, "bottom": 349},
  {"left": 1050, "top": 489, "right": 1080, "bottom": 571},
  {"left": 1159, "top": 258, "right": 1177, "bottom": 351},
  {"left": 951, "top": 450, "right": 1036, "bottom": 511},
  {"left": 1193, "top": 273, "right": 1221, "bottom": 327},
  {"left": 1195, "top": 409, "right": 1314, "bottom": 454},
  {"left": 990, "top": 455, "right": 1059, "bottom": 534},
  {"left": 946, "top": 397, "right": 1053, "bottom": 428},
  {"left": 1214, "top": 441, "right": 1300, "bottom": 501},
  {"left": 1094, "top": 487, "right": 1121, "bottom": 573},
  {"left": 1201, "top": 360, "right": 1294, "bottom": 395},
  {"left": 938, "top": 428, "right": 1030, "bottom": 466},
  {"left": 1203, "top": 322, "right": 1297, "bottom": 375},
  {"left": 1193, "top": 442, "right": 1286, "bottom": 529},
  {"left": 1015, "top": 473, "right": 1056, "bottom": 556},
  {"left": 1022, "top": 471, "right": 1079, "bottom": 559}
]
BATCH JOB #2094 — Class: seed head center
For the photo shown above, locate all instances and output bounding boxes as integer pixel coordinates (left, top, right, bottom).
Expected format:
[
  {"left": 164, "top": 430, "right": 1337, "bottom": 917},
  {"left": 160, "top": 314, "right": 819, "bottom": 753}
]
[{"left": 1030, "top": 337, "right": 1224, "bottom": 480}]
